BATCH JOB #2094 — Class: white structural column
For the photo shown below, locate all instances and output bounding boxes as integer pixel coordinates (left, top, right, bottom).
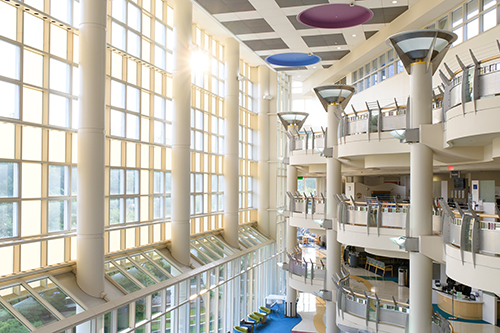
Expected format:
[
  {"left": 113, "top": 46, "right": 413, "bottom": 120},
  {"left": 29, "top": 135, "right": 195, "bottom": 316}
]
[
  {"left": 257, "top": 65, "right": 270, "bottom": 237},
  {"left": 223, "top": 38, "right": 240, "bottom": 248},
  {"left": 77, "top": 0, "right": 107, "bottom": 298},
  {"left": 286, "top": 164, "right": 298, "bottom": 317},
  {"left": 326, "top": 104, "right": 342, "bottom": 330},
  {"left": 408, "top": 62, "right": 433, "bottom": 333},
  {"left": 171, "top": 0, "right": 192, "bottom": 265}
]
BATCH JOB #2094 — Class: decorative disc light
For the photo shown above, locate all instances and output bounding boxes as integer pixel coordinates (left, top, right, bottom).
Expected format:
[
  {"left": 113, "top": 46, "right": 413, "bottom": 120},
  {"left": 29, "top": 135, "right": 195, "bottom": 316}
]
[
  {"left": 265, "top": 52, "right": 321, "bottom": 67},
  {"left": 298, "top": 3, "right": 373, "bottom": 29}
]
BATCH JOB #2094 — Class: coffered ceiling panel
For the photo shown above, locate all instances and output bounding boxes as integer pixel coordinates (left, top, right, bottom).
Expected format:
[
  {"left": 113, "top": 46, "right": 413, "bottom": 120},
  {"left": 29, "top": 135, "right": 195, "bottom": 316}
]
[{"left": 197, "top": 0, "right": 412, "bottom": 79}]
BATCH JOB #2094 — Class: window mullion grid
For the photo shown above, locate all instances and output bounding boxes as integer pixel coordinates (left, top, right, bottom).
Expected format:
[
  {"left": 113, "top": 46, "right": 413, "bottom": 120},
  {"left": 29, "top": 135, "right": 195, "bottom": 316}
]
[
  {"left": 47, "top": 274, "right": 89, "bottom": 311},
  {"left": 0, "top": 294, "right": 36, "bottom": 331},
  {"left": 127, "top": 255, "right": 162, "bottom": 283},
  {"left": 21, "top": 281, "right": 66, "bottom": 320},
  {"left": 110, "top": 258, "right": 147, "bottom": 289}
]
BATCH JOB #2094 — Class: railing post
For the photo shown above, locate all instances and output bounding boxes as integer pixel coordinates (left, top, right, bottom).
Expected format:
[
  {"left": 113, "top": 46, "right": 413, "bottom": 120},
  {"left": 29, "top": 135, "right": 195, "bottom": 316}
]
[
  {"left": 310, "top": 259, "right": 314, "bottom": 284},
  {"left": 405, "top": 205, "right": 410, "bottom": 238},
  {"left": 310, "top": 194, "right": 316, "bottom": 216},
  {"left": 377, "top": 100, "right": 382, "bottom": 141},
  {"left": 456, "top": 54, "right": 469, "bottom": 116},
  {"left": 367, "top": 204, "right": 371, "bottom": 236},
  {"left": 376, "top": 197, "right": 382, "bottom": 236},
  {"left": 310, "top": 127, "right": 315, "bottom": 151},
  {"left": 364, "top": 291, "right": 370, "bottom": 327},
  {"left": 367, "top": 108, "right": 371, "bottom": 142}
]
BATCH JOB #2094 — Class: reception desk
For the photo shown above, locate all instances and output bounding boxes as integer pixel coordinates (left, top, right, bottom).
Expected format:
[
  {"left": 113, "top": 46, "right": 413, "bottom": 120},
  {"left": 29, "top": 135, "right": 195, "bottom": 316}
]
[{"left": 437, "top": 291, "right": 483, "bottom": 320}]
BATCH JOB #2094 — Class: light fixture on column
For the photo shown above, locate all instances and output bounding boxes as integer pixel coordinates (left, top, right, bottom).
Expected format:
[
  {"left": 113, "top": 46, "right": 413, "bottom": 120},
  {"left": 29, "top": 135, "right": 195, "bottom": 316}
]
[
  {"left": 313, "top": 85, "right": 355, "bottom": 113},
  {"left": 390, "top": 236, "right": 419, "bottom": 252},
  {"left": 386, "top": 29, "right": 457, "bottom": 74},
  {"left": 313, "top": 85, "right": 355, "bottom": 157},
  {"left": 277, "top": 112, "right": 309, "bottom": 135}
]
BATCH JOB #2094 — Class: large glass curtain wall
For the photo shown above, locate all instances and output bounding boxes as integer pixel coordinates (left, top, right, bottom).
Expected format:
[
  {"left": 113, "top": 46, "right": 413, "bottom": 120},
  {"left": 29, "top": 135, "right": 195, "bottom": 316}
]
[
  {"left": 238, "top": 61, "right": 256, "bottom": 225},
  {"left": 0, "top": 0, "right": 81, "bottom": 275},
  {"left": 107, "top": 0, "right": 175, "bottom": 254},
  {"left": 15, "top": 240, "right": 280, "bottom": 333},
  {"left": 0, "top": 0, "right": 240, "bottom": 277},
  {"left": 190, "top": 25, "right": 226, "bottom": 235}
]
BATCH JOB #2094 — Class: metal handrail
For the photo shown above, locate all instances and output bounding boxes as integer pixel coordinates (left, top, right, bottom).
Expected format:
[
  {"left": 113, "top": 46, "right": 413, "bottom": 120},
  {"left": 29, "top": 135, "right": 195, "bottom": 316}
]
[{"left": 334, "top": 269, "right": 453, "bottom": 333}]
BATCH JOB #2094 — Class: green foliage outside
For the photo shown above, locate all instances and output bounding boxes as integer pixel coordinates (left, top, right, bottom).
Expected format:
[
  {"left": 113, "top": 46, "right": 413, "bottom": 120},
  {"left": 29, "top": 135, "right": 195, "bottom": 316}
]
[
  {"left": 297, "top": 177, "right": 317, "bottom": 196},
  {"left": 0, "top": 162, "right": 16, "bottom": 238}
]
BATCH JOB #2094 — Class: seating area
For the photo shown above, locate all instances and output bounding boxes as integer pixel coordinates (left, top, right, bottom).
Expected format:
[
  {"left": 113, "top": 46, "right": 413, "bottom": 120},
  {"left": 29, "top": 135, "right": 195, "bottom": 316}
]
[
  {"left": 233, "top": 306, "right": 272, "bottom": 332},
  {"left": 365, "top": 257, "right": 394, "bottom": 277}
]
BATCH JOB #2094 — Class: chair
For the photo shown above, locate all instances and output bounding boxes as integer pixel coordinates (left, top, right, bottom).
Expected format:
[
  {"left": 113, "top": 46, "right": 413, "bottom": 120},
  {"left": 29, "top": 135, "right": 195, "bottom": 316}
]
[
  {"left": 233, "top": 326, "right": 248, "bottom": 333},
  {"left": 240, "top": 319, "right": 254, "bottom": 333},
  {"left": 247, "top": 313, "right": 261, "bottom": 326},
  {"left": 253, "top": 311, "right": 267, "bottom": 324},
  {"left": 384, "top": 264, "right": 393, "bottom": 276},
  {"left": 259, "top": 306, "right": 271, "bottom": 319}
]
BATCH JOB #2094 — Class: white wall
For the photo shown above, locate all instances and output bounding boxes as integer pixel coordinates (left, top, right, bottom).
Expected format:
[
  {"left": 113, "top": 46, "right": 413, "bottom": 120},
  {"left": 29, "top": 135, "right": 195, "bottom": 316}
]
[
  {"left": 348, "top": 72, "right": 410, "bottom": 112},
  {"left": 343, "top": 24, "right": 500, "bottom": 115}
]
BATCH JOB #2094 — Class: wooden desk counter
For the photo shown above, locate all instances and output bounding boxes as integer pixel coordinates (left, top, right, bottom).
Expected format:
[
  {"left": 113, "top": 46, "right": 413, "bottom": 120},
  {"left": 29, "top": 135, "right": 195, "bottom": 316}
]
[{"left": 437, "top": 291, "right": 483, "bottom": 320}]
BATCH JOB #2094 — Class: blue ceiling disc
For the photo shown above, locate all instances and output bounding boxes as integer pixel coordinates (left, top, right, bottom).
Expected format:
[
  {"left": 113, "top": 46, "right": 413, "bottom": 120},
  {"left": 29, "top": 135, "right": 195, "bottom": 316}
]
[{"left": 265, "top": 52, "right": 321, "bottom": 67}]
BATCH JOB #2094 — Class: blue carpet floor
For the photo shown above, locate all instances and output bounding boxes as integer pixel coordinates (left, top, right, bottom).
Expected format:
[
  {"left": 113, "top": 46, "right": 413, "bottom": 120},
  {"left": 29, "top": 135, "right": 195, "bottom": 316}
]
[
  {"left": 245, "top": 303, "right": 301, "bottom": 333},
  {"left": 432, "top": 304, "right": 489, "bottom": 325}
]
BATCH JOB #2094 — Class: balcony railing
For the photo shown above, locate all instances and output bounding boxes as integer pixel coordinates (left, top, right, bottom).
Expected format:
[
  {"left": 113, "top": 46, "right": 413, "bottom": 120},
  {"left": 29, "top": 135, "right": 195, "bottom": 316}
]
[
  {"left": 440, "top": 42, "right": 500, "bottom": 114},
  {"left": 335, "top": 195, "right": 411, "bottom": 236},
  {"left": 287, "top": 191, "right": 325, "bottom": 218},
  {"left": 288, "top": 128, "right": 326, "bottom": 154},
  {"left": 333, "top": 269, "right": 454, "bottom": 333},
  {"left": 285, "top": 251, "right": 326, "bottom": 286},
  {"left": 338, "top": 100, "right": 409, "bottom": 141},
  {"left": 339, "top": 40, "right": 500, "bottom": 141},
  {"left": 440, "top": 199, "right": 500, "bottom": 265}
]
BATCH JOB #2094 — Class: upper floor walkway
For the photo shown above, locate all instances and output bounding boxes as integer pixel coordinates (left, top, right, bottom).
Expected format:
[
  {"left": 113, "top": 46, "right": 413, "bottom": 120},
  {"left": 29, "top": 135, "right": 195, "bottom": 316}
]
[{"left": 287, "top": 39, "right": 500, "bottom": 169}]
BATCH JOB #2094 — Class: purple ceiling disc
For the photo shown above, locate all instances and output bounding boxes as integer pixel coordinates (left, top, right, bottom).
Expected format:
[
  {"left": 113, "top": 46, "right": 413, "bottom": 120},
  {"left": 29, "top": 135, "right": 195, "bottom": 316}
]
[{"left": 298, "top": 4, "right": 373, "bottom": 29}]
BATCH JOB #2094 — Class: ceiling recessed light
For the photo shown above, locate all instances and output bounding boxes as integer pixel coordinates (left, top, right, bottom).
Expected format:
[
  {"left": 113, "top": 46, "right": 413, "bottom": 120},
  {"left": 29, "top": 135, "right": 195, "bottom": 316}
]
[
  {"left": 392, "top": 0, "right": 397, "bottom": 3},
  {"left": 337, "top": 46, "right": 341, "bottom": 49},
  {"left": 352, "top": 34, "right": 356, "bottom": 37}
]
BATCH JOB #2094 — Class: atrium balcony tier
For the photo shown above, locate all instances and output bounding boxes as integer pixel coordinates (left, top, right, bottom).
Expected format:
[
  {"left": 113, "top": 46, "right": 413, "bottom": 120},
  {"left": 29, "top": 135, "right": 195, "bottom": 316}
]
[{"left": 337, "top": 40, "right": 500, "bottom": 169}]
